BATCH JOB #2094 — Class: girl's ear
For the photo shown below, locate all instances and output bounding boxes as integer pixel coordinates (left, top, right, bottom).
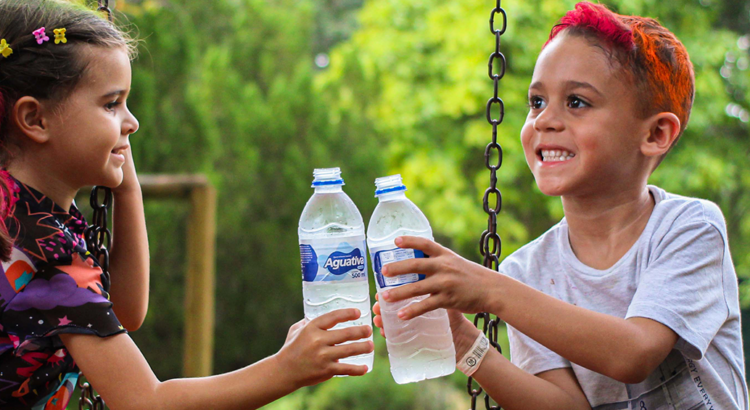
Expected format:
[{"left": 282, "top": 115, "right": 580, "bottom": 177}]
[
  {"left": 640, "top": 112, "right": 680, "bottom": 158},
  {"left": 13, "top": 96, "right": 51, "bottom": 144}
]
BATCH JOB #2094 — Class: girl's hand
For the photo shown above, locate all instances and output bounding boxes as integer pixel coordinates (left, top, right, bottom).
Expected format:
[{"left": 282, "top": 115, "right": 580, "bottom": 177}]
[
  {"left": 275, "top": 308, "right": 374, "bottom": 389},
  {"left": 373, "top": 297, "right": 481, "bottom": 361},
  {"left": 379, "top": 236, "right": 500, "bottom": 320},
  {"left": 112, "top": 145, "right": 140, "bottom": 194}
]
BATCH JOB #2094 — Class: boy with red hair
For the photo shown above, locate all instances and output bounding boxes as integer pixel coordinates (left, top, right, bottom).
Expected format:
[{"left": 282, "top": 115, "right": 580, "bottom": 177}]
[{"left": 373, "top": 2, "right": 748, "bottom": 409}]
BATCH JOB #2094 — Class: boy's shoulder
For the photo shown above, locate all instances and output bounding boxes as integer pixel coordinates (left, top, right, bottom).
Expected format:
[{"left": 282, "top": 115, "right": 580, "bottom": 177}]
[
  {"left": 499, "top": 186, "right": 728, "bottom": 280},
  {"left": 648, "top": 185, "right": 727, "bottom": 238}
]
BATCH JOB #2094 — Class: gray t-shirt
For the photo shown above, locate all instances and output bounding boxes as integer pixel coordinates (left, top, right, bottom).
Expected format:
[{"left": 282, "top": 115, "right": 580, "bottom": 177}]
[{"left": 501, "top": 186, "right": 748, "bottom": 409}]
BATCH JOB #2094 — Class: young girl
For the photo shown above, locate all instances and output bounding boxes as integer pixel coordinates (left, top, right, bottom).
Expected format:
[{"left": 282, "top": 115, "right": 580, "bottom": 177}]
[
  {"left": 374, "top": 2, "right": 747, "bottom": 409},
  {"left": 0, "top": 1, "right": 373, "bottom": 409}
]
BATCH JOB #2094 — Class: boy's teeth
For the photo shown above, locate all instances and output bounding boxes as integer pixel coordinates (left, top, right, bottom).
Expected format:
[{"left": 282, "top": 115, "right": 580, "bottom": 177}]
[{"left": 541, "top": 149, "right": 575, "bottom": 162}]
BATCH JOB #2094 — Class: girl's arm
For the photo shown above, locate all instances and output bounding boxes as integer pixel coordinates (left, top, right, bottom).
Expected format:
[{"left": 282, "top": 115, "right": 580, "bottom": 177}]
[
  {"left": 380, "top": 236, "right": 678, "bottom": 384},
  {"left": 108, "top": 147, "right": 149, "bottom": 331},
  {"left": 60, "top": 308, "right": 374, "bottom": 410}
]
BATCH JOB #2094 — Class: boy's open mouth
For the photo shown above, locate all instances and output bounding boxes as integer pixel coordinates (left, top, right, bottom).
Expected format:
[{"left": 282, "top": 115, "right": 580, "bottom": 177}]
[{"left": 539, "top": 149, "right": 575, "bottom": 162}]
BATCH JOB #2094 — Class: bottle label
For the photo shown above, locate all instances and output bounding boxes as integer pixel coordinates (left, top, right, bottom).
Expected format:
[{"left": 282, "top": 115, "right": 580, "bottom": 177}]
[
  {"left": 300, "top": 235, "right": 368, "bottom": 283},
  {"left": 370, "top": 246, "right": 427, "bottom": 288}
]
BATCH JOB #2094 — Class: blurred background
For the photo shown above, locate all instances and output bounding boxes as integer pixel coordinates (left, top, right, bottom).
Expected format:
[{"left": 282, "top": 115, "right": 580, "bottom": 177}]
[{"left": 84, "top": 0, "right": 750, "bottom": 408}]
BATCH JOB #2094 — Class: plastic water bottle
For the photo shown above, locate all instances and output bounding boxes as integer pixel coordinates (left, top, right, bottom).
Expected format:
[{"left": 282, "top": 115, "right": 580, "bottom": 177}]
[
  {"left": 367, "top": 175, "right": 455, "bottom": 384},
  {"left": 298, "top": 167, "right": 374, "bottom": 373}
]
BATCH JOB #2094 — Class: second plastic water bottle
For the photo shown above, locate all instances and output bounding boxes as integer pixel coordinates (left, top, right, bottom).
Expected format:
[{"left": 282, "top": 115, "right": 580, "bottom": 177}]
[
  {"left": 367, "top": 175, "right": 455, "bottom": 384},
  {"left": 298, "top": 168, "right": 374, "bottom": 372}
]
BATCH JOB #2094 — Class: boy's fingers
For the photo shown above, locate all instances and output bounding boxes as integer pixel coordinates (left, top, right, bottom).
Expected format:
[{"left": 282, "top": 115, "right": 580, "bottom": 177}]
[
  {"left": 381, "top": 281, "right": 432, "bottom": 303},
  {"left": 398, "top": 295, "right": 443, "bottom": 320},
  {"left": 327, "top": 325, "right": 372, "bottom": 345},
  {"left": 312, "top": 308, "right": 361, "bottom": 330},
  {"left": 373, "top": 314, "right": 383, "bottom": 329},
  {"left": 395, "top": 236, "right": 443, "bottom": 256},
  {"left": 373, "top": 301, "right": 381, "bottom": 315},
  {"left": 330, "top": 340, "right": 374, "bottom": 360},
  {"left": 382, "top": 258, "right": 434, "bottom": 277},
  {"left": 331, "top": 363, "right": 369, "bottom": 377}
]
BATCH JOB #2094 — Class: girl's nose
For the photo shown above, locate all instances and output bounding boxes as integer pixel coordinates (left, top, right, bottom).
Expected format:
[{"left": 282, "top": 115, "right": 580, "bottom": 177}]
[{"left": 123, "top": 108, "right": 139, "bottom": 135}]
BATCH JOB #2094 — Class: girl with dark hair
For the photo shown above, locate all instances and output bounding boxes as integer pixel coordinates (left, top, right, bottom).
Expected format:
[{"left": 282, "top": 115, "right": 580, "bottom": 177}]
[{"left": 0, "top": 1, "right": 373, "bottom": 408}]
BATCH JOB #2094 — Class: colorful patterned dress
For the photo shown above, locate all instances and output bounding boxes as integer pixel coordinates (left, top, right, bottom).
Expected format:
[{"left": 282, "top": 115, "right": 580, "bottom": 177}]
[{"left": 0, "top": 177, "right": 125, "bottom": 409}]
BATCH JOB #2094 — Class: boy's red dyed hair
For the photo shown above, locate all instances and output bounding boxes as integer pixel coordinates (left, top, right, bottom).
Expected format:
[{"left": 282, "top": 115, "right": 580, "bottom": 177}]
[{"left": 546, "top": 2, "right": 695, "bottom": 151}]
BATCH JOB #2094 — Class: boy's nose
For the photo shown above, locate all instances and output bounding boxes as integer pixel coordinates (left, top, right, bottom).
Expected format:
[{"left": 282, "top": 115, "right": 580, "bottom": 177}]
[{"left": 533, "top": 106, "right": 564, "bottom": 132}]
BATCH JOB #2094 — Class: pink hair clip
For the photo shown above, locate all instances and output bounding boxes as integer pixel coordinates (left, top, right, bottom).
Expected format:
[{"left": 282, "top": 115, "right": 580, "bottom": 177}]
[{"left": 33, "top": 27, "right": 50, "bottom": 45}]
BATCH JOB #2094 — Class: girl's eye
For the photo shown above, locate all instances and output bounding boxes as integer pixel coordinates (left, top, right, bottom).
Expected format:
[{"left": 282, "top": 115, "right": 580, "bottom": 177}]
[
  {"left": 528, "top": 96, "right": 546, "bottom": 110},
  {"left": 105, "top": 101, "right": 121, "bottom": 111},
  {"left": 567, "top": 96, "right": 589, "bottom": 109}
]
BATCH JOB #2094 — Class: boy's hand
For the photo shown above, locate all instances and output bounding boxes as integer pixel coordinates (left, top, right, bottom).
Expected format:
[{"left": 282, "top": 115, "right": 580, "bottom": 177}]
[
  {"left": 379, "top": 236, "right": 500, "bottom": 320},
  {"left": 275, "top": 308, "right": 374, "bottom": 389},
  {"left": 373, "top": 297, "right": 481, "bottom": 362},
  {"left": 112, "top": 145, "right": 141, "bottom": 194}
]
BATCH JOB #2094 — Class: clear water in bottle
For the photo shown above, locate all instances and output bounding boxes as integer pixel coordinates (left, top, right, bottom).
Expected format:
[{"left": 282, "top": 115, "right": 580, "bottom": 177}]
[
  {"left": 367, "top": 175, "right": 455, "bottom": 384},
  {"left": 298, "top": 168, "right": 373, "bottom": 373}
]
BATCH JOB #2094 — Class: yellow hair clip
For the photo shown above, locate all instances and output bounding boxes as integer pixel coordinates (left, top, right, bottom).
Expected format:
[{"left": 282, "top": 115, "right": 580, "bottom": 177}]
[
  {"left": 0, "top": 39, "right": 12, "bottom": 58},
  {"left": 53, "top": 28, "right": 67, "bottom": 45}
]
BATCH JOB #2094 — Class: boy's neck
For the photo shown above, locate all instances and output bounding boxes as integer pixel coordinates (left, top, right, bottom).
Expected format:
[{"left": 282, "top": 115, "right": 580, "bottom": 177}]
[
  {"left": 562, "top": 184, "right": 655, "bottom": 270},
  {"left": 6, "top": 164, "right": 77, "bottom": 211}
]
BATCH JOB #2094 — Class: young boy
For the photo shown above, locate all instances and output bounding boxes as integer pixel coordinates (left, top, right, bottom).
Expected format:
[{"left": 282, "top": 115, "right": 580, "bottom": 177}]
[{"left": 373, "top": 2, "right": 748, "bottom": 409}]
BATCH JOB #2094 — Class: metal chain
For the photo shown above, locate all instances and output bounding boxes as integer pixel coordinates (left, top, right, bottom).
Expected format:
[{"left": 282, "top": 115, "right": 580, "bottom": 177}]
[
  {"left": 77, "top": 4, "right": 114, "bottom": 409},
  {"left": 469, "top": 1, "right": 506, "bottom": 409}
]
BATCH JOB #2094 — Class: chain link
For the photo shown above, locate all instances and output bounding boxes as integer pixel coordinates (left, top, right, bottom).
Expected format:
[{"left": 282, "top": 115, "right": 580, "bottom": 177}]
[
  {"left": 469, "top": 1, "right": 506, "bottom": 409},
  {"left": 77, "top": 5, "right": 114, "bottom": 409}
]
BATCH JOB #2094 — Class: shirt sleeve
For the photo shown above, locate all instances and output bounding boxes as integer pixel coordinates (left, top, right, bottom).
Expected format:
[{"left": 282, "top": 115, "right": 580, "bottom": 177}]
[
  {"left": 625, "top": 217, "right": 728, "bottom": 361},
  {"left": 3, "top": 251, "right": 126, "bottom": 356},
  {"left": 507, "top": 323, "right": 571, "bottom": 375}
]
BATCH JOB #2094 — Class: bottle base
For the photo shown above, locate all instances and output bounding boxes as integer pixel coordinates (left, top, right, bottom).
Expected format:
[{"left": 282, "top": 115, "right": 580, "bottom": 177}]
[{"left": 389, "top": 355, "right": 455, "bottom": 384}]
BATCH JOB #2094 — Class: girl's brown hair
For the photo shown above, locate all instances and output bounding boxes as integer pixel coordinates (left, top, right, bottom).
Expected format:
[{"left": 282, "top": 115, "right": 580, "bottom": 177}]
[{"left": 0, "top": 0, "right": 137, "bottom": 261}]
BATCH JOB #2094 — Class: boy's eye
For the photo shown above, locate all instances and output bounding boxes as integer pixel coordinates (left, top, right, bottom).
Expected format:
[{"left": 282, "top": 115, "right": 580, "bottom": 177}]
[
  {"left": 567, "top": 96, "right": 589, "bottom": 109},
  {"left": 528, "top": 96, "right": 546, "bottom": 110},
  {"left": 105, "top": 101, "right": 121, "bottom": 111}
]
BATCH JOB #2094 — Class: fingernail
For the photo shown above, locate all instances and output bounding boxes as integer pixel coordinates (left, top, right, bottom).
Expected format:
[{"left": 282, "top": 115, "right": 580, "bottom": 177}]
[
  {"left": 381, "top": 291, "right": 390, "bottom": 301},
  {"left": 395, "top": 237, "right": 403, "bottom": 246},
  {"left": 397, "top": 310, "right": 407, "bottom": 319},
  {"left": 382, "top": 266, "right": 388, "bottom": 276}
]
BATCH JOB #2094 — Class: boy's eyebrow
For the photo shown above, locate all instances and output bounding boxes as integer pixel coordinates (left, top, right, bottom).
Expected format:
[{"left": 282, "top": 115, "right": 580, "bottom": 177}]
[
  {"left": 565, "top": 81, "right": 603, "bottom": 97},
  {"left": 528, "top": 81, "right": 603, "bottom": 97}
]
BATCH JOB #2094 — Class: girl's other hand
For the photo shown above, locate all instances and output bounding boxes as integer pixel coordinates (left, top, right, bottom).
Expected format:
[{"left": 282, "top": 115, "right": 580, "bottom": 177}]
[
  {"left": 379, "top": 236, "right": 500, "bottom": 320},
  {"left": 275, "top": 308, "right": 374, "bottom": 388},
  {"left": 112, "top": 145, "right": 140, "bottom": 194},
  {"left": 372, "top": 294, "right": 385, "bottom": 338}
]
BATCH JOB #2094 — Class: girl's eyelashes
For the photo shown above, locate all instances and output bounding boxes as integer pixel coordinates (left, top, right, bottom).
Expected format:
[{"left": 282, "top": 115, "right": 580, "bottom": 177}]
[{"left": 105, "top": 101, "right": 122, "bottom": 112}]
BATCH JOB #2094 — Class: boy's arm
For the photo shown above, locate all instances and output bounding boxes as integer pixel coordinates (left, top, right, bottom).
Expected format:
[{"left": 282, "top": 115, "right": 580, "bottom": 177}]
[
  {"left": 381, "top": 236, "right": 678, "bottom": 384},
  {"left": 108, "top": 147, "right": 150, "bottom": 331},
  {"left": 452, "top": 313, "right": 591, "bottom": 410}
]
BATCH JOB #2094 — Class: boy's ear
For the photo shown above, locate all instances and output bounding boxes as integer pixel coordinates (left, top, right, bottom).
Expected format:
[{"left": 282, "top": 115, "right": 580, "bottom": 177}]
[
  {"left": 641, "top": 112, "right": 681, "bottom": 158},
  {"left": 13, "top": 96, "right": 51, "bottom": 144}
]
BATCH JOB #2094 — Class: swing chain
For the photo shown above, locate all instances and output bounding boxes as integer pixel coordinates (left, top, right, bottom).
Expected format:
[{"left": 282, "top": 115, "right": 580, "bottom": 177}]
[
  {"left": 470, "top": 1, "right": 506, "bottom": 409},
  {"left": 78, "top": 6, "right": 114, "bottom": 410}
]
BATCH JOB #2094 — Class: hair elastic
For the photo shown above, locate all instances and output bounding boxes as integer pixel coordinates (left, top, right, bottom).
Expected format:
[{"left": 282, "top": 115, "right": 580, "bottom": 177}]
[
  {"left": 33, "top": 27, "right": 50, "bottom": 45},
  {"left": 54, "top": 28, "right": 67, "bottom": 44},
  {"left": 0, "top": 39, "right": 12, "bottom": 58}
]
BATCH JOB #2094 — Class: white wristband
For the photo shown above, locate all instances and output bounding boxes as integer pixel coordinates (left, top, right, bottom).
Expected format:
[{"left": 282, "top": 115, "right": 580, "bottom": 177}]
[{"left": 457, "top": 331, "right": 490, "bottom": 377}]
